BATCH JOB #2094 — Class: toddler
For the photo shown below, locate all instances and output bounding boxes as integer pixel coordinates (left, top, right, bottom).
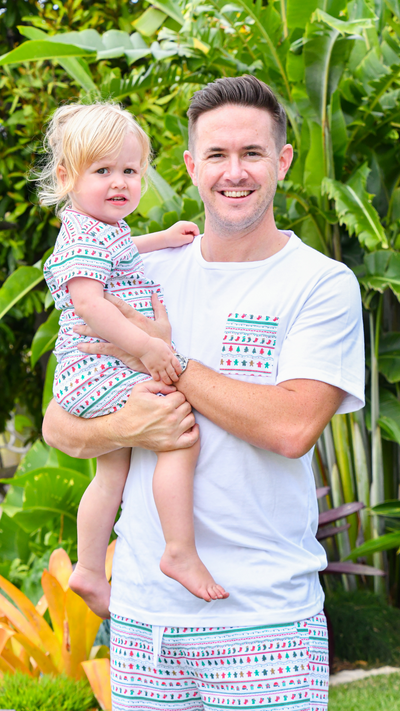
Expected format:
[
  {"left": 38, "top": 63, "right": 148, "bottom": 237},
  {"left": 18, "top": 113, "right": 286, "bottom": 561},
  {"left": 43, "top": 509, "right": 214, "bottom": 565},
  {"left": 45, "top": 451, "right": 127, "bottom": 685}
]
[{"left": 41, "top": 102, "right": 228, "bottom": 618}]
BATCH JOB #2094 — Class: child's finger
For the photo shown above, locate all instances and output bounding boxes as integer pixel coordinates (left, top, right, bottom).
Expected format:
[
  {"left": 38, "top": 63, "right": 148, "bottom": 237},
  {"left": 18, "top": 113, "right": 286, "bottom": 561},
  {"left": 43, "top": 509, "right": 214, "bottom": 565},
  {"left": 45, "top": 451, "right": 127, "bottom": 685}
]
[
  {"left": 160, "top": 370, "right": 173, "bottom": 385},
  {"left": 180, "top": 221, "right": 200, "bottom": 235},
  {"left": 166, "top": 365, "right": 179, "bottom": 383}
]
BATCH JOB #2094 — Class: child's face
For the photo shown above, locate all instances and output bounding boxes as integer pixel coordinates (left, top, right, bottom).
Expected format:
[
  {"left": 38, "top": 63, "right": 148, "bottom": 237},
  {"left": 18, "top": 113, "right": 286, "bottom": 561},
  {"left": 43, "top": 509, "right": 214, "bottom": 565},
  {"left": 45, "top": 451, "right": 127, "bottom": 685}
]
[{"left": 68, "top": 132, "right": 142, "bottom": 225}]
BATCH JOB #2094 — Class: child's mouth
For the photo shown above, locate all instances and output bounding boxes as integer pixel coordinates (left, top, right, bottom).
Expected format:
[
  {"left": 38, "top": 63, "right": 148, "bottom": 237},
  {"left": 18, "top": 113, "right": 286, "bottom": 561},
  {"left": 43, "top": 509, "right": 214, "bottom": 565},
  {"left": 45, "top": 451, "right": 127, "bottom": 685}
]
[{"left": 108, "top": 196, "right": 127, "bottom": 203}]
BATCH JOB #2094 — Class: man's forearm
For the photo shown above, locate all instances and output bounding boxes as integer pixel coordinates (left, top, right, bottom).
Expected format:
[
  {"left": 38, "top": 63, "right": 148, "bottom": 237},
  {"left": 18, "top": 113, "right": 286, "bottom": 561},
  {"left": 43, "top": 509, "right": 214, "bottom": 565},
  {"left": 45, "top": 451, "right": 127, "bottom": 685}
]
[
  {"left": 42, "top": 399, "right": 122, "bottom": 458},
  {"left": 176, "top": 360, "right": 345, "bottom": 458},
  {"left": 42, "top": 382, "right": 198, "bottom": 459}
]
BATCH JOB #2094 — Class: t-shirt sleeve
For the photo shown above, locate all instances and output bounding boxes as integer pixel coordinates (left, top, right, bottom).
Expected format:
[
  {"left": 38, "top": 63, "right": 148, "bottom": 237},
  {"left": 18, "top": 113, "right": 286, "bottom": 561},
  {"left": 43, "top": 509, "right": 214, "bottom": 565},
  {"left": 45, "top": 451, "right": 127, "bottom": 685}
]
[
  {"left": 46, "top": 232, "right": 113, "bottom": 289},
  {"left": 275, "top": 268, "right": 365, "bottom": 413}
]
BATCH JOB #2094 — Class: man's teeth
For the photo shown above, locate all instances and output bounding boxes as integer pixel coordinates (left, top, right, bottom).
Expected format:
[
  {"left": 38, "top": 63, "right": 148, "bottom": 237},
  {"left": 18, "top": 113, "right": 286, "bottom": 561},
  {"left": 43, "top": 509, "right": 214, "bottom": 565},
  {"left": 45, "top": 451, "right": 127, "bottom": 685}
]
[{"left": 222, "top": 190, "right": 251, "bottom": 197}]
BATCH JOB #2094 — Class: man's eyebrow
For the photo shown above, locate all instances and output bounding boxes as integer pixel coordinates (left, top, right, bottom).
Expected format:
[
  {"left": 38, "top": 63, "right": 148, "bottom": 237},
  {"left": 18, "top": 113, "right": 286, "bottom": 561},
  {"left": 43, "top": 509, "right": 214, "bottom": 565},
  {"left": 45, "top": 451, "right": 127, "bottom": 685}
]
[
  {"left": 204, "top": 144, "right": 266, "bottom": 153},
  {"left": 204, "top": 146, "right": 225, "bottom": 153},
  {"left": 243, "top": 144, "right": 266, "bottom": 151}
]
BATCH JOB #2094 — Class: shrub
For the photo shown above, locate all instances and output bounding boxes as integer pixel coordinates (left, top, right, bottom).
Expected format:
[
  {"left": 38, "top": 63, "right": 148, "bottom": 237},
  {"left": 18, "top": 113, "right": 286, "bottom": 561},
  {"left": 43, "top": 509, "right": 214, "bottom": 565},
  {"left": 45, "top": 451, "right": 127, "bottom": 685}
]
[{"left": 325, "top": 590, "right": 400, "bottom": 665}]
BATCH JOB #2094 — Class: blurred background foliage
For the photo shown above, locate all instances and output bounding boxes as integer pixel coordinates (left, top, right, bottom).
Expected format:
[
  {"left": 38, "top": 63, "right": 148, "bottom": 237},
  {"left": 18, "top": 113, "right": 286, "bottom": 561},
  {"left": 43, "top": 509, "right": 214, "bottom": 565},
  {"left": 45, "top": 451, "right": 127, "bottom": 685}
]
[{"left": 1, "top": 0, "right": 400, "bottom": 611}]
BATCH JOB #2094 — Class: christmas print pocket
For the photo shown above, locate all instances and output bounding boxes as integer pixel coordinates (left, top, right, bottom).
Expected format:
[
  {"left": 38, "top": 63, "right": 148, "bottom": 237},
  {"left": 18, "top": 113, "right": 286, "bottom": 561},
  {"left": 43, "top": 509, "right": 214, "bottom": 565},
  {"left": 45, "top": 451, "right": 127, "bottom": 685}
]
[{"left": 220, "top": 312, "right": 279, "bottom": 378}]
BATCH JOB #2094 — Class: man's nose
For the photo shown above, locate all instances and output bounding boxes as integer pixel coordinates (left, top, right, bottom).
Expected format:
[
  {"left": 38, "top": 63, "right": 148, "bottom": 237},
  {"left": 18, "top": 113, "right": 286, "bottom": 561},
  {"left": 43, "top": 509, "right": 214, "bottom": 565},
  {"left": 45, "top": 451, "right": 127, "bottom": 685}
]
[{"left": 223, "top": 157, "right": 248, "bottom": 182}]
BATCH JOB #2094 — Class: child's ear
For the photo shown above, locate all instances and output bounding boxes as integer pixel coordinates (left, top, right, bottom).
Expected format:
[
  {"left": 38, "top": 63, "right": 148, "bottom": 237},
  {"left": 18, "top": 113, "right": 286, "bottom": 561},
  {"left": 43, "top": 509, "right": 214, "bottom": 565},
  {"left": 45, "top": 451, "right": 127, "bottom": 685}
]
[{"left": 57, "top": 165, "right": 68, "bottom": 186}]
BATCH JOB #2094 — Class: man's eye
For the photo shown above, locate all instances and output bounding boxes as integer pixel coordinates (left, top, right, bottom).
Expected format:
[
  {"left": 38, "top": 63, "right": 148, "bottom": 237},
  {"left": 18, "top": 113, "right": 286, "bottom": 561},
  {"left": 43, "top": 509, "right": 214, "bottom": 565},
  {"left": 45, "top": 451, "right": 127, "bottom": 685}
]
[
  {"left": 209, "top": 153, "right": 224, "bottom": 159},
  {"left": 246, "top": 152, "right": 260, "bottom": 157}
]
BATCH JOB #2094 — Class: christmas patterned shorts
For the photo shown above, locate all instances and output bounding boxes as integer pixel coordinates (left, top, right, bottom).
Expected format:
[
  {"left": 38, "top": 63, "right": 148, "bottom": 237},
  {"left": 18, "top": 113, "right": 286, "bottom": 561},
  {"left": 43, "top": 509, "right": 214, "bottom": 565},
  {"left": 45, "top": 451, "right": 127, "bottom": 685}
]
[
  {"left": 110, "top": 612, "right": 329, "bottom": 711},
  {"left": 53, "top": 350, "right": 152, "bottom": 418}
]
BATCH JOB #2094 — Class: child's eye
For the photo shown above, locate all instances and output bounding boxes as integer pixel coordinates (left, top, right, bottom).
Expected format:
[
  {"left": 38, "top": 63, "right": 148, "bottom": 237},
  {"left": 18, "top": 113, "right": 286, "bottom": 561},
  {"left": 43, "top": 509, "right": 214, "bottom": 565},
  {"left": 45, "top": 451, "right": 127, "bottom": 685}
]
[
  {"left": 124, "top": 168, "right": 137, "bottom": 174},
  {"left": 96, "top": 168, "right": 109, "bottom": 175}
]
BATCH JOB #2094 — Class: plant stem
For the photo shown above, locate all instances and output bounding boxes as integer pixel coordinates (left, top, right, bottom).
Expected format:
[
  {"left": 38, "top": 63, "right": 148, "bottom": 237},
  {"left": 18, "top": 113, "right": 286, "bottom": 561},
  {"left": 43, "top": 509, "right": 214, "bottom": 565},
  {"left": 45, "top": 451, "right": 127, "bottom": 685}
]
[{"left": 369, "top": 306, "right": 387, "bottom": 594}]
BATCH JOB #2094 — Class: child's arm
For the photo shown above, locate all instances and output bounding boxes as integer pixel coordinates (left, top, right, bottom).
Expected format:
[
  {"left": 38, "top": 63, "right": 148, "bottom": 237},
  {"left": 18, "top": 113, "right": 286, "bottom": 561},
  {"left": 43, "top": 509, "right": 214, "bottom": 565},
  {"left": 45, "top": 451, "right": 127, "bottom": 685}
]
[
  {"left": 134, "top": 220, "right": 200, "bottom": 254},
  {"left": 68, "top": 277, "right": 181, "bottom": 385}
]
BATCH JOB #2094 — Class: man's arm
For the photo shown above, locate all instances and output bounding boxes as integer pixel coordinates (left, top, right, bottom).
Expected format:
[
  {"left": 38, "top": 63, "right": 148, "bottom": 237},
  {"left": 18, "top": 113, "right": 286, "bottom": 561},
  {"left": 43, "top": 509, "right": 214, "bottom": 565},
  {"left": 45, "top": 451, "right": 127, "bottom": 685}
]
[
  {"left": 42, "top": 379, "right": 198, "bottom": 459},
  {"left": 62, "top": 293, "right": 345, "bottom": 459},
  {"left": 176, "top": 361, "right": 344, "bottom": 459}
]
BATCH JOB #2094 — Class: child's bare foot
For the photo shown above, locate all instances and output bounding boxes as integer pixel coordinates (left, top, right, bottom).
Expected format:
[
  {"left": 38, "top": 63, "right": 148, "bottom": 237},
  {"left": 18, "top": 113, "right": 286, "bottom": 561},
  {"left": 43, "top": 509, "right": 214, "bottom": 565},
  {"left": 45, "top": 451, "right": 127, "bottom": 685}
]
[
  {"left": 69, "top": 563, "right": 111, "bottom": 619},
  {"left": 160, "top": 546, "right": 229, "bottom": 602}
]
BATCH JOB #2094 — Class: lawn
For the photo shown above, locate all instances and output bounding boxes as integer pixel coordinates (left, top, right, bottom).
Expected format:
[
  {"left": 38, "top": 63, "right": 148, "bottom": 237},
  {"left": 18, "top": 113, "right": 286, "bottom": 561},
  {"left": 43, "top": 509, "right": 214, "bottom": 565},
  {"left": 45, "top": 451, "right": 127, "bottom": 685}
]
[{"left": 329, "top": 672, "right": 400, "bottom": 710}]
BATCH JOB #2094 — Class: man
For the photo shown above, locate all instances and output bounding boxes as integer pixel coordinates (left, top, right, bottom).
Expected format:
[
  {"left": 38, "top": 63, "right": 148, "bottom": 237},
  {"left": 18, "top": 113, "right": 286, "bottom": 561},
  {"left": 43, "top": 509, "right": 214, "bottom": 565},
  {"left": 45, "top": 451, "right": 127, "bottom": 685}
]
[{"left": 43, "top": 75, "right": 364, "bottom": 711}]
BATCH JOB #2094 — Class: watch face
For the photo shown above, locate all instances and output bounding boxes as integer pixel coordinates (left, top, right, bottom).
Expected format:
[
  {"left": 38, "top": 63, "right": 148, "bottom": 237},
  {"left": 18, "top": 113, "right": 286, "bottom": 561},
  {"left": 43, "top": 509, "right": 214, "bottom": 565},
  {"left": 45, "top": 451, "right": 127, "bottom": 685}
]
[{"left": 176, "top": 354, "right": 188, "bottom": 372}]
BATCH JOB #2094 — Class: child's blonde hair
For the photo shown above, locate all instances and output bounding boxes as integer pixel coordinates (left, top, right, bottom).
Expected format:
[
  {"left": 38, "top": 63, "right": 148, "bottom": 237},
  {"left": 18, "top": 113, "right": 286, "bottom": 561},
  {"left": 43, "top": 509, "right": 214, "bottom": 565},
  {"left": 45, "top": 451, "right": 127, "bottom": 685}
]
[{"left": 38, "top": 102, "right": 151, "bottom": 214}]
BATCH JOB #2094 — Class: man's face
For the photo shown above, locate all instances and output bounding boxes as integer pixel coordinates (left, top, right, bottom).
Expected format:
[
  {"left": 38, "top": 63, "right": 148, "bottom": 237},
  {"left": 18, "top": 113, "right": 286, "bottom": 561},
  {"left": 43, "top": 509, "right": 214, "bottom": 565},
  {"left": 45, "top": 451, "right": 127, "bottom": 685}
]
[{"left": 184, "top": 105, "right": 292, "bottom": 236}]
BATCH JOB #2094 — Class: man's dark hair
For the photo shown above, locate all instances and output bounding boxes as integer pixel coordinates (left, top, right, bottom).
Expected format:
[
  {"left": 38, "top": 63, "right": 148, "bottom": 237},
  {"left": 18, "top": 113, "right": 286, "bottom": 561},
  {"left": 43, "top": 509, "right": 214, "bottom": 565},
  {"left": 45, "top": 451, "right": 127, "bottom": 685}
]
[{"left": 187, "top": 75, "right": 287, "bottom": 152}]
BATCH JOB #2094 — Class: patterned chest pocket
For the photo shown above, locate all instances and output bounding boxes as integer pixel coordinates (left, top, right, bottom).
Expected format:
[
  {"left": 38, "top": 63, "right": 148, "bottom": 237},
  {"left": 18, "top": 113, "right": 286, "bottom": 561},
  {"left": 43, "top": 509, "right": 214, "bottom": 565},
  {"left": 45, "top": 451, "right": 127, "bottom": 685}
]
[{"left": 220, "top": 312, "right": 279, "bottom": 378}]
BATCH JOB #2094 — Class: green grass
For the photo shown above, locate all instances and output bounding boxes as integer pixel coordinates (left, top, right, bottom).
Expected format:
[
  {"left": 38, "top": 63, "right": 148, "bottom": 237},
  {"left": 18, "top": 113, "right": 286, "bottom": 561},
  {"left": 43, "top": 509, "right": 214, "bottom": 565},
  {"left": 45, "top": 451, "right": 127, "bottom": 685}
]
[
  {"left": 329, "top": 672, "right": 400, "bottom": 710},
  {"left": 0, "top": 672, "right": 97, "bottom": 711}
]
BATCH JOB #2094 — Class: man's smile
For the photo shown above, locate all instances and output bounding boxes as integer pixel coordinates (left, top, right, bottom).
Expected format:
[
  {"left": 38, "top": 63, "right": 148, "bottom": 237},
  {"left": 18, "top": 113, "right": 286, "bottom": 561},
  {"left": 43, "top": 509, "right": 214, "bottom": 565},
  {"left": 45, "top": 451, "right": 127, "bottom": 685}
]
[{"left": 220, "top": 189, "right": 254, "bottom": 198}]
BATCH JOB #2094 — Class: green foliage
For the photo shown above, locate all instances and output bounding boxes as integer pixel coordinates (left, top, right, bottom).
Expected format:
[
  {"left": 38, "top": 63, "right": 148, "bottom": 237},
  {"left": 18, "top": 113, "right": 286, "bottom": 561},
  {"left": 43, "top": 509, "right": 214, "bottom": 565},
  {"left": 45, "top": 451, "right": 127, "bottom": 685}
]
[
  {"left": 0, "top": 440, "right": 95, "bottom": 601},
  {"left": 0, "top": 671, "right": 96, "bottom": 711},
  {"left": 1, "top": 0, "right": 400, "bottom": 601},
  {"left": 322, "top": 165, "right": 389, "bottom": 251},
  {"left": 325, "top": 590, "right": 400, "bottom": 664}
]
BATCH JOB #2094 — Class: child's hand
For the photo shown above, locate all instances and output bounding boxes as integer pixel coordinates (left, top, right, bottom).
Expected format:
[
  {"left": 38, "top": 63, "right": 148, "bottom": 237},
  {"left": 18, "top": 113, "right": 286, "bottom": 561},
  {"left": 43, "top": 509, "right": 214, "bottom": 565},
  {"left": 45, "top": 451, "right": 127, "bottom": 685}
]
[
  {"left": 140, "top": 337, "right": 182, "bottom": 385},
  {"left": 163, "top": 221, "right": 200, "bottom": 248}
]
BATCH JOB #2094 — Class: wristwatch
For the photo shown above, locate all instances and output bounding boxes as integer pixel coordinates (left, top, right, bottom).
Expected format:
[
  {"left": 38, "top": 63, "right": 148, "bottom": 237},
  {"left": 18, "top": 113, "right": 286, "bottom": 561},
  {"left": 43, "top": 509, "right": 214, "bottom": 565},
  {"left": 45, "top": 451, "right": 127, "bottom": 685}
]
[{"left": 175, "top": 352, "right": 189, "bottom": 375}]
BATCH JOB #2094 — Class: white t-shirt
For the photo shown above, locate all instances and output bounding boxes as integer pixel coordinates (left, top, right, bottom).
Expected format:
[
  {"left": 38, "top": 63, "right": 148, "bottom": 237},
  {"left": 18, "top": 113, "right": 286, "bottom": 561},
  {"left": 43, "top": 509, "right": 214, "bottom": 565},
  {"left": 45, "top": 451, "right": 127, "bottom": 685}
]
[{"left": 110, "top": 232, "right": 365, "bottom": 627}]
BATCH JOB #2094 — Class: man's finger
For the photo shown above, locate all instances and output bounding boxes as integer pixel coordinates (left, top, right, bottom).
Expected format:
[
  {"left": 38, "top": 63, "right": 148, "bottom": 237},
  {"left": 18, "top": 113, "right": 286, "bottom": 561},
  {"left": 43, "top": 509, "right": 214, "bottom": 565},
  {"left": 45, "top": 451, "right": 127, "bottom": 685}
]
[
  {"left": 77, "top": 342, "right": 148, "bottom": 373},
  {"left": 105, "top": 292, "right": 150, "bottom": 327},
  {"left": 137, "top": 379, "right": 177, "bottom": 396},
  {"left": 151, "top": 293, "right": 169, "bottom": 323},
  {"left": 104, "top": 292, "right": 132, "bottom": 315},
  {"left": 78, "top": 341, "right": 121, "bottom": 356},
  {"left": 73, "top": 325, "right": 102, "bottom": 338}
]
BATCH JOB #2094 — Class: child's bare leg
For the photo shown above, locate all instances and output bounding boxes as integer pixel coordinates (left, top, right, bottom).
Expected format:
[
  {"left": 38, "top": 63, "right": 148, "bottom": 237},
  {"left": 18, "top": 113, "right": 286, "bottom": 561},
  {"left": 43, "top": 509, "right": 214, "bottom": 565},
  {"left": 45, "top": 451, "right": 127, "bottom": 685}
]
[
  {"left": 155, "top": 441, "right": 229, "bottom": 602},
  {"left": 69, "top": 448, "right": 131, "bottom": 618}
]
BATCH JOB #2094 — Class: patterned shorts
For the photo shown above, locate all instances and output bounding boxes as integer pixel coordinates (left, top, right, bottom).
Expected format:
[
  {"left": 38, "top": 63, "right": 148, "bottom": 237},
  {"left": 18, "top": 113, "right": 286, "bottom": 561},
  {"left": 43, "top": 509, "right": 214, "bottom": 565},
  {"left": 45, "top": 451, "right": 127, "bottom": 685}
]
[
  {"left": 110, "top": 612, "right": 329, "bottom": 711},
  {"left": 53, "top": 350, "right": 151, "bottom": 418}
]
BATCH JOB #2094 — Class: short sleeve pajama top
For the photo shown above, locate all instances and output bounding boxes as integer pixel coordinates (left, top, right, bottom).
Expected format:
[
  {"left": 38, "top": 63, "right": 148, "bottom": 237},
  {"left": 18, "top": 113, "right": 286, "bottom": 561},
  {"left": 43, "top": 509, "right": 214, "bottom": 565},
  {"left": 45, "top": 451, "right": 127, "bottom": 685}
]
[{"left": 44, "top": 208, "right": 160, "bottom": 417}]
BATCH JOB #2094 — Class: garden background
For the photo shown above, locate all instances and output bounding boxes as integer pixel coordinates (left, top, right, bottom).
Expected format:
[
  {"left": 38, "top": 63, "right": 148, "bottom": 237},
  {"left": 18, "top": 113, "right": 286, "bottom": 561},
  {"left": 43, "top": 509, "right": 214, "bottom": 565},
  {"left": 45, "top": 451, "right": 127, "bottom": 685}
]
[{"left": 1, "top": 0, "right": 400, "bottom": 705}]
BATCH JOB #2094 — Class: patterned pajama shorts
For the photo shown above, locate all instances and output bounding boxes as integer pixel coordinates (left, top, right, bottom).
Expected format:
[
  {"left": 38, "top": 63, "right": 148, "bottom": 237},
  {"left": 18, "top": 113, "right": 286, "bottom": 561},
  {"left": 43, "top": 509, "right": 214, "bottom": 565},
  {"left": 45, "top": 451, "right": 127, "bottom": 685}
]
[
  {"left": 53, "top": 351, "right": 152, "bottom": 418},
  {"left": 110, "top": 612, "right": 329, "bottom": 711}
]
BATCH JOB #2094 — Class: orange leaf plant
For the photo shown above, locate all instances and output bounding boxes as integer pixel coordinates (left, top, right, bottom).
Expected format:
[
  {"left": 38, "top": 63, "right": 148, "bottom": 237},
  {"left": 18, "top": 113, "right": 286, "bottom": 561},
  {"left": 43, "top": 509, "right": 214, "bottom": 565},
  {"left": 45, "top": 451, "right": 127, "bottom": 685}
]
[{"left": 0, "top": 543, "right": 115, "bottom": 710}]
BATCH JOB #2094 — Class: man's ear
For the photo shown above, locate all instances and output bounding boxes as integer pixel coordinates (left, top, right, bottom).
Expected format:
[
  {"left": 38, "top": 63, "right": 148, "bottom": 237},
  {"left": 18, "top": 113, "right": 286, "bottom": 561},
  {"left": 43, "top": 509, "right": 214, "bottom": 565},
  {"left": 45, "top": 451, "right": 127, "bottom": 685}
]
[
  {"left": 183, "top": 150, "right": 197, "bottom": 186},
  {"left": 57, "top": 164, "right": 68, "bottom": 187},
  {"left": 277, "top": 144, "right": 294, "bottom": 181}
]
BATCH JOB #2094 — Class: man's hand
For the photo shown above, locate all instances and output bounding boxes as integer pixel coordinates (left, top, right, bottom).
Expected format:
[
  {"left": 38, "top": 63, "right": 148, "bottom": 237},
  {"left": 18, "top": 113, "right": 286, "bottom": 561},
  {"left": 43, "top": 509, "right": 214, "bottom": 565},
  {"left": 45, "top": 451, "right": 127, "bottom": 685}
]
[
  {"left": 75, "top": 292, "right": 171, "bottom": 342},
  {"left": 43, "top": 379, "right": 199, "bottom": 459},
  {"left": 74, "top": 293, "right": 172, "bottom": 369},
  {"left": 109, "top": 379, "right": 198, "bottom": 451}
]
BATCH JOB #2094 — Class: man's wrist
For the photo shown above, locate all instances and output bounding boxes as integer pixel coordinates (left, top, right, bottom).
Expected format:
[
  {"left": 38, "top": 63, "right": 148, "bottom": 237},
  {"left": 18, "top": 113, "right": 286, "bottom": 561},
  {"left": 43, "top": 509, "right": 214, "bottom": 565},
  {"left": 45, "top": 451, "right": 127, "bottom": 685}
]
[{"left": 175, "top": 352, "right": 189, "bottom": 374}]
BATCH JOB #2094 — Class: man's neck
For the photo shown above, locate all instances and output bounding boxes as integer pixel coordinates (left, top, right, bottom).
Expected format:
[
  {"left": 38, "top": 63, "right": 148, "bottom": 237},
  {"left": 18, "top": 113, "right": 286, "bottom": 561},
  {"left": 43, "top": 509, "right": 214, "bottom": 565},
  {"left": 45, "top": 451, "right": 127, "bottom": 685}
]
[{"left": 200, "top": 219, "right": 290, "bottom": 263}]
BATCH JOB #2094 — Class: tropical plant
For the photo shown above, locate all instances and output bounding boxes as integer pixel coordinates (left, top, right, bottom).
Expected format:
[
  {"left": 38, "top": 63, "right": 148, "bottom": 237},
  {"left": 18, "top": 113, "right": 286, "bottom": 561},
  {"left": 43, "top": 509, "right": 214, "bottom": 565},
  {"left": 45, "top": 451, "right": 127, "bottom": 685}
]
[
  {"left": 0, "top": 546, "right": 113, "bottom": 709},
  {"left": 316, "top": 486, "right": 384, "bottom": 579},
  {"left": 0, "top": 439, "right": 95, "bottom": 599},
  {"left": 346, "top": 498, "right": 400, "bottom": 600},
  {"left": 1, "top": 0, "right": 400, "bottom": 601}
]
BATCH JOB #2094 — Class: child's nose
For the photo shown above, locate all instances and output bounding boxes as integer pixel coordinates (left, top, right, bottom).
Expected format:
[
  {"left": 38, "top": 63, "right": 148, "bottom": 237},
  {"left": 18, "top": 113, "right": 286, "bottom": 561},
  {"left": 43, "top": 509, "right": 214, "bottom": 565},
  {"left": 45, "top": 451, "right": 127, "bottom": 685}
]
[{"left": 111, "top": 173, "right": 127, "bottom": 189}]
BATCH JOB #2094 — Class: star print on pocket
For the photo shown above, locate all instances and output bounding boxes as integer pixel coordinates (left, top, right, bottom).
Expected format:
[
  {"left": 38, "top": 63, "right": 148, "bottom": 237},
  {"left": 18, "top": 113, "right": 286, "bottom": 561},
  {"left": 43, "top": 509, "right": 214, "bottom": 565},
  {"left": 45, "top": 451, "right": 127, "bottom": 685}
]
[{"left": 220, "top": 312, "right": 279, "bottom": 377}]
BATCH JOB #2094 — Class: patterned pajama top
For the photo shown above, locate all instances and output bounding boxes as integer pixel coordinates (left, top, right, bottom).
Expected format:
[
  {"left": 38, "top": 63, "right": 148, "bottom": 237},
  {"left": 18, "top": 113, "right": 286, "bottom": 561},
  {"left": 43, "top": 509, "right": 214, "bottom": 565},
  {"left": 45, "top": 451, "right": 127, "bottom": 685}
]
[{"left": 44, "top": 208, "right": 161, "bottom": 418}]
